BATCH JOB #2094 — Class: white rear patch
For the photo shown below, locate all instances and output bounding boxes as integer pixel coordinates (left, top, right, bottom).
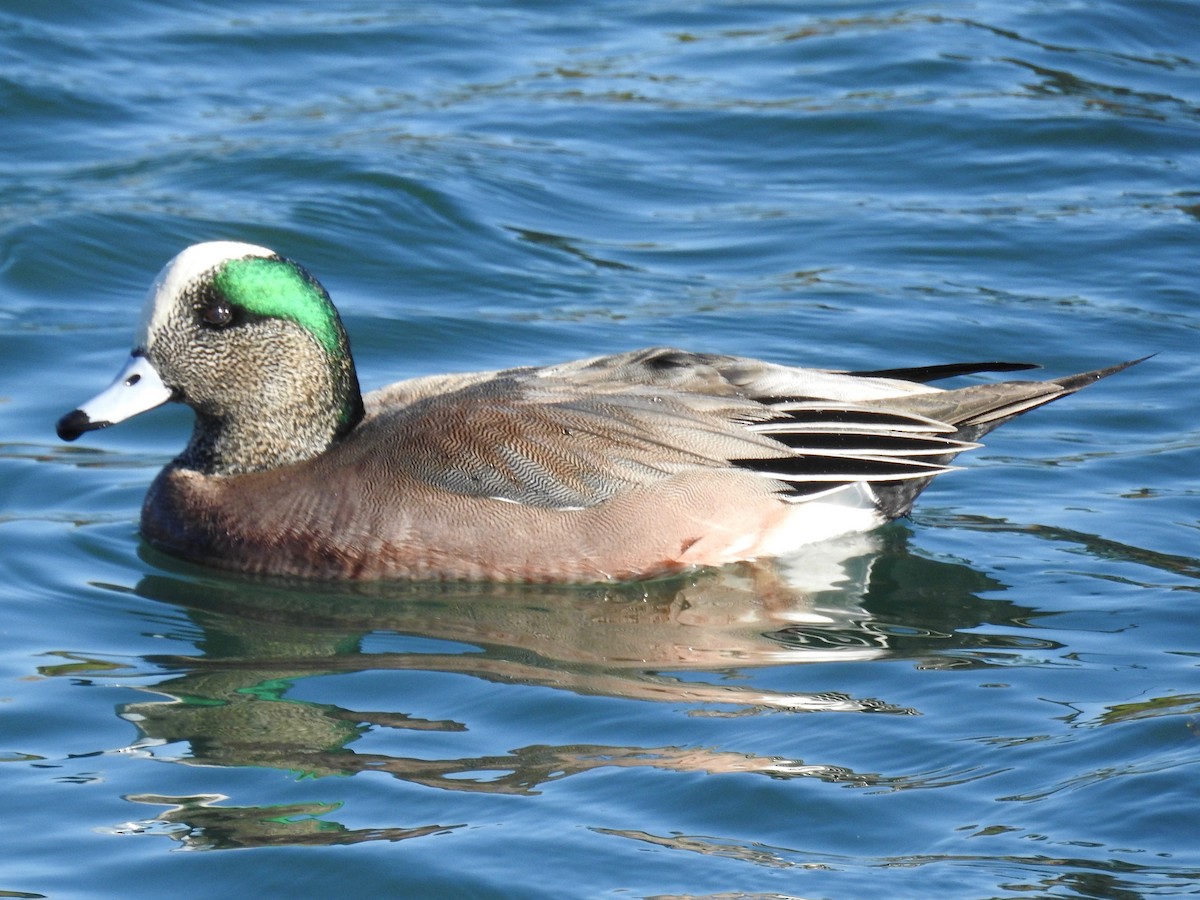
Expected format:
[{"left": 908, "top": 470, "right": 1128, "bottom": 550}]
[{"left": 756, "top": 482, "right": 885, "bottom": 558}]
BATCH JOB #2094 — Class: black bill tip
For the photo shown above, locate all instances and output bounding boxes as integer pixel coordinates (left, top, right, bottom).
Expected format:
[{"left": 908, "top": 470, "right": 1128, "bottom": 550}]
[{"left": 56, "top": 409, "right": 107, "bottom": 442}]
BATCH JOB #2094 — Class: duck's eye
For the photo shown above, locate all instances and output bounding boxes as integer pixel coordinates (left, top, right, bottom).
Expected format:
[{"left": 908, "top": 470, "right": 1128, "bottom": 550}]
[{"left": 202, "top": 302, "right": 234, "bottom": 327}]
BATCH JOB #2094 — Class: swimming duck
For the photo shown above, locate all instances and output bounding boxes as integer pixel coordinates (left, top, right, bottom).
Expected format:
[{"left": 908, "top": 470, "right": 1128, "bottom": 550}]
[{"left": 56, "top": 241, "right": 1139, "bottom": 582}]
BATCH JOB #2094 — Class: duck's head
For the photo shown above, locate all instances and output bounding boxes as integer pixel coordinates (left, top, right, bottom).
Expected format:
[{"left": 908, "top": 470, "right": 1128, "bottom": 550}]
[{"left": 56, "top": 241, "right": 364, "bottom": 475}]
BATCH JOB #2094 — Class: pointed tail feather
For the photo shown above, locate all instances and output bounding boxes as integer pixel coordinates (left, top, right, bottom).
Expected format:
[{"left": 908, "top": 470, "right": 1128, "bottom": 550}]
[
  {"left": 867, "top": 355, "right": 1148, "bottom": 518},
  {"left": 867, "top": 356, "right": 1149, "bottom": 433}
]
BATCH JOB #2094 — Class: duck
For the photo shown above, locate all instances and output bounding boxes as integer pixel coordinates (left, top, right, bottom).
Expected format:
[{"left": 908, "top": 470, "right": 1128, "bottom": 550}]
[{"left": 56, "top": 241, "right": 1140, "bottom": 582}]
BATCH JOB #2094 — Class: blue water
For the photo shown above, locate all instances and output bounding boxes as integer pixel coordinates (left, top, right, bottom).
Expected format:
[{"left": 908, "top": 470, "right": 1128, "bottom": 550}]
[{"left": 2, "top": 2, "right": 1198, "bottom": 897}]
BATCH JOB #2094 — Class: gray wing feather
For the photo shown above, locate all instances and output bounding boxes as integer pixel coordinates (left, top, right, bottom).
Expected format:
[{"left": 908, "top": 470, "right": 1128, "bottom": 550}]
[{"left": 355, "top": 349, "right": 1143, "bottom": 511}]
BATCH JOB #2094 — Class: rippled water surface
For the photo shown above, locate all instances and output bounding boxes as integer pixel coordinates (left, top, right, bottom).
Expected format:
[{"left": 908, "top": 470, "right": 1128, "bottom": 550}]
[{"left": 2, "top": 2, "right": 1198, "bottom": 897}]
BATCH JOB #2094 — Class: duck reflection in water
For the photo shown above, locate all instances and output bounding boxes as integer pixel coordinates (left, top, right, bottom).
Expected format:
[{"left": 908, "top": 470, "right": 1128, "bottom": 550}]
[{"left": 102, "top": 529, "right": 1051, "bottom": 849}]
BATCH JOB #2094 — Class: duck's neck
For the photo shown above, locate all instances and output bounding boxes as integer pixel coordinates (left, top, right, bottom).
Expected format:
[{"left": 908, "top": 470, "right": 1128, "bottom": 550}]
[{"left": 177, "top": 363, "right": 364, "bottom": 477}]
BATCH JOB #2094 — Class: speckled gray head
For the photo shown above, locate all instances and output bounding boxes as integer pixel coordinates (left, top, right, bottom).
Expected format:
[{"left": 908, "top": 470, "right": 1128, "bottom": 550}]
[{"left": 56, "top": 241, "right": 364, "bottom": 476}]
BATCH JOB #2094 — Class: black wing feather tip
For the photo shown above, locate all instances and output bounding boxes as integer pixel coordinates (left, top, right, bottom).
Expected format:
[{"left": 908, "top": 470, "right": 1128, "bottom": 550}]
[{"left": 847, "top": 361, "right": 1042, "bottom": 382}]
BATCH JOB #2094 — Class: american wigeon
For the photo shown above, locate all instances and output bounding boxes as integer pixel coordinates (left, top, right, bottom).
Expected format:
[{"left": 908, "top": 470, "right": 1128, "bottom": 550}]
[{"left": 57, "top": 241, "right": 1140, "bottom": 582}]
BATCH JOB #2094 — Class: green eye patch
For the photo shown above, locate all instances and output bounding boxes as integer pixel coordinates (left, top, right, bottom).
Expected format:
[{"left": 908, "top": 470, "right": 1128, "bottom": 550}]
[{"left": 214, "top": 256, "right": 342, "bottom": 354}]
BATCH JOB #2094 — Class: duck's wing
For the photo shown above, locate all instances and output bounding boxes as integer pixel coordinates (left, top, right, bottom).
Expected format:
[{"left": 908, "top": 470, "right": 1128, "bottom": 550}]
[
  {"left": 356, "top": 375, "right": 783, "bottom": 509},
  {"left": 352, "top": 353, "right": 973, "bottom": 511},
  {"left": 352, "top": 349, "right": 1143, "bottom": 513}
]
